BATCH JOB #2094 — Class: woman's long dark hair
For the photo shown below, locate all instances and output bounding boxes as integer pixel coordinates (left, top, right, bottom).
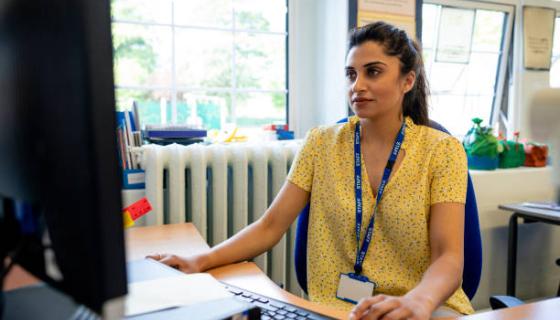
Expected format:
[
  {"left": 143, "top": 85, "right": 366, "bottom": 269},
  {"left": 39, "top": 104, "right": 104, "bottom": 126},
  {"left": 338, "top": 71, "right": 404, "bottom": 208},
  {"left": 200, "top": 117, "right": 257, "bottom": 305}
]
[{"left": 348, "top": 22, "right": 429, "bottom": 126}]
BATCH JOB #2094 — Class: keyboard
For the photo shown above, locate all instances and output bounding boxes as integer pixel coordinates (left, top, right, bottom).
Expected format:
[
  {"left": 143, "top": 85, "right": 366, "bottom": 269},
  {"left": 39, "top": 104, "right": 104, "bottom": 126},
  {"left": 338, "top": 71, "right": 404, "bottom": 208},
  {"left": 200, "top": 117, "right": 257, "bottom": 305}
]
[{"left": 222, "top": 282, "right": 336, "bottom": 320}]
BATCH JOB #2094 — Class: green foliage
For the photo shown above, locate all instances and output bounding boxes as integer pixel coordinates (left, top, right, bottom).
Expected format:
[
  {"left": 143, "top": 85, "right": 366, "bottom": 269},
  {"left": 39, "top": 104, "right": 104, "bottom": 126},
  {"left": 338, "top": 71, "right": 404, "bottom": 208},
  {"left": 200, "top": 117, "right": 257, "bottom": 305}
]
[
  {"left": 113, "top": 35, "right": 156, "bottom": 73},
  {"left": 236, "top": 11, "right": 271, "bottom": 31},
  {"left": 498, "top": 140, "right": 525, "bottom": 168},
  {"left": 463, "top": 118, "right": 498, "bottom": 157},
  {"left": 271, "top": 92, "right": 285, "bottom": 110}
]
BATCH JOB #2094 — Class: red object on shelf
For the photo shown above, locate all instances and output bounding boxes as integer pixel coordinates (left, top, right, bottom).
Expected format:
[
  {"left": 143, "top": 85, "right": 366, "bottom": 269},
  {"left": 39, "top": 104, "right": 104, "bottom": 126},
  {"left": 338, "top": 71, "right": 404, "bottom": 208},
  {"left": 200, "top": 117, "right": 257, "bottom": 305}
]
[
  {"left": 123, "top": 197, "right": 153, "bottom": 221},
  {"left": 524, "top": 144, "right": 548, "bottom": 167}
]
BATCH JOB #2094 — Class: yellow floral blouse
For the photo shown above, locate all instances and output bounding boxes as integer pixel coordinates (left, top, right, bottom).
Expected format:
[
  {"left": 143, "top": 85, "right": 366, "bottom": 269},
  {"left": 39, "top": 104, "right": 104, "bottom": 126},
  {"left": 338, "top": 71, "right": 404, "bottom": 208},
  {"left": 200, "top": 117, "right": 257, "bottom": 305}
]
[{"left": 287, "top": 116, "right": 474, "bottom": 315}]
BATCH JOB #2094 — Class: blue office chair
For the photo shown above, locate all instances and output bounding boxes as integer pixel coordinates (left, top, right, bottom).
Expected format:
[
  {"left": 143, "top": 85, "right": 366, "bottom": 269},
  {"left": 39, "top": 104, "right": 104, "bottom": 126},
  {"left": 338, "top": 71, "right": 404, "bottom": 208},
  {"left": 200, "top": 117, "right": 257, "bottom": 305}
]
[{"left": 294, "top": 119, "right": 483, "bottom": 301}]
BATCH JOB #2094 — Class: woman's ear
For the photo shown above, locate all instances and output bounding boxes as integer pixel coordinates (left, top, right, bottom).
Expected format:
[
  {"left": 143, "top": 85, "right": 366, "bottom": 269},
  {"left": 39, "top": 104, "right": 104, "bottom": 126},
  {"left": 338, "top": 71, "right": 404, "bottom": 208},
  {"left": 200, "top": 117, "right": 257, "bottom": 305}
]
[{"left": 402, "top": 71, "right": 416, "bottom": 94}]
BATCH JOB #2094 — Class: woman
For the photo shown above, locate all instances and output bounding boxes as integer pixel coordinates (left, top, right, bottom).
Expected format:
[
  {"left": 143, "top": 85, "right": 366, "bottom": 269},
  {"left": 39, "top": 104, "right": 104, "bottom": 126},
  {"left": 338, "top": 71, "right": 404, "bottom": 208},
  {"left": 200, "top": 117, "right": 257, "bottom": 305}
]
[{"left": 149, "top": 22, "right": 473, "bottom": 319}]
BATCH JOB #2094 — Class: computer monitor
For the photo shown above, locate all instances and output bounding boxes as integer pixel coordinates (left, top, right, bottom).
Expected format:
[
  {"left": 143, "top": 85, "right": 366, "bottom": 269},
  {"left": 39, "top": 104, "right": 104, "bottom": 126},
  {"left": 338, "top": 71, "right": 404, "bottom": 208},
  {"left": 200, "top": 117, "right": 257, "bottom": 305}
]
[{"left": 0, "top": 0, "right": 127, "bottom": 317}]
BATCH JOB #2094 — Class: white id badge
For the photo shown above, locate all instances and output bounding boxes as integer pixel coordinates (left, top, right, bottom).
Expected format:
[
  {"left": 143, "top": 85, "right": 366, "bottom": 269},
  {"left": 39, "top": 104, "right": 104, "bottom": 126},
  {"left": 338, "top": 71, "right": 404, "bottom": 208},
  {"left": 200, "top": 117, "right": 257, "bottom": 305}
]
[{"left": 336, "top": 273, "right": 377, "bottom": 304}]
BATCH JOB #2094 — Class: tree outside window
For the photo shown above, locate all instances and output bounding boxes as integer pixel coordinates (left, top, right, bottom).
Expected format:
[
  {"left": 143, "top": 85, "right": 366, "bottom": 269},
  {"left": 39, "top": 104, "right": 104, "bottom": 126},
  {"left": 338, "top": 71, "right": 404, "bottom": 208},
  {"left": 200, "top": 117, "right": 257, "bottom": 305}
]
[{"left": 111, "top": 0, "right": 288, "bottom": 132}]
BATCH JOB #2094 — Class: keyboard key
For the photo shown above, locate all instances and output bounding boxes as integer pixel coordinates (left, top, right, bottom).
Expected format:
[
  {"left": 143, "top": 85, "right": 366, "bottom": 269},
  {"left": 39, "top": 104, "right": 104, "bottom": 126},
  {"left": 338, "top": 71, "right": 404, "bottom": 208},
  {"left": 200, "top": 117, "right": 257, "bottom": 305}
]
[
  {"left": 285, "top": 306, "right": 297, "bottom": 313},
  {"left": 269, "top": 302, "right": 284, "bottom": 309},
  {"left": 252, "top": 301, "right": 279, "bottom": 312},
  {"left": 276, "top": 309, "right": 288, "bottom": 315},
  {"left": 286, "top": 312, "right": 298, "bottom": 318},
  {"left": 239, "top": 295, "right": 254, "bottom": 303},
  {"left": 257, "top": 297, "right": 269, "bottom": 303},
  {"left": 228, "top": 288, "right": 243, "bottom": 295},
  {"left": 295, "top": 310, "right": 308, "bottom": 317},
  {"left": 273, "top": 315, "right": 286, "bottom": 320}
]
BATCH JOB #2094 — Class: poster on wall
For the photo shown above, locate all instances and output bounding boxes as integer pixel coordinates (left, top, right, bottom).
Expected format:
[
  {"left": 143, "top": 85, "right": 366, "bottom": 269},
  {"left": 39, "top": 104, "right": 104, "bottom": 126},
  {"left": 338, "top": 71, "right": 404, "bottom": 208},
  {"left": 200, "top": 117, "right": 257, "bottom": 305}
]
[
  {"left": 435, "top": 7, "right": 475, "bottom": 64},
  {"left": 358, "top": 0, "right": 415, "bottom": 16},
  {"left": 357, "top": 0, "right": 416, "bottom": 38},
  {"left": 523, "top": 6, "right": 555, "bottom": 70}
]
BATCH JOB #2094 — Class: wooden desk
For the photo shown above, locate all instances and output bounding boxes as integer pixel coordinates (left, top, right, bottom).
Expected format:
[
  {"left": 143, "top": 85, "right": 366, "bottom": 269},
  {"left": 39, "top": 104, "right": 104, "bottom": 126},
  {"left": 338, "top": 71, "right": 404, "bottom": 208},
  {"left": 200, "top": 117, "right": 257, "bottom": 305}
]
[
  {"left": 125, "top": 223, "right": 348, "bottom": 319},
  {"left": 458, "top": 298, "right": 560, "bottom": 320},
  {"left": 5, "top": 223, "right": 560, "bottom": 319},
  {"left": 126, "top": 223, "right": 560, "bottom": 320},
  {"left": 498, "top": 203, "right": 560, "bottom": 296}
]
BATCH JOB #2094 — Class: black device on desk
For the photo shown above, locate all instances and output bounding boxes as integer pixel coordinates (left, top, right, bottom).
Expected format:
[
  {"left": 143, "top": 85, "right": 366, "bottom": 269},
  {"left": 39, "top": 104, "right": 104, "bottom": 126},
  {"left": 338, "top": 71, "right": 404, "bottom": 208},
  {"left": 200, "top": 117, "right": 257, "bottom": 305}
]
[{"left": 0, "top": 0, "right": 126, "bottom": 318}]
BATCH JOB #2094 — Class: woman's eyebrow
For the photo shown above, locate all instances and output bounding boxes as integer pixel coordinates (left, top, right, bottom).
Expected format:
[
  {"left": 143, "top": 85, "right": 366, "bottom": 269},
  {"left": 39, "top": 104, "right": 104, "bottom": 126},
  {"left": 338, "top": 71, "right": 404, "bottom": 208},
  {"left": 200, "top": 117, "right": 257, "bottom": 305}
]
[
  {"left": 345, "top": 61, "right": 387, "bottom": 70},
  {"left": 363, "top": 61, "right": 387, "bottom": 68}
]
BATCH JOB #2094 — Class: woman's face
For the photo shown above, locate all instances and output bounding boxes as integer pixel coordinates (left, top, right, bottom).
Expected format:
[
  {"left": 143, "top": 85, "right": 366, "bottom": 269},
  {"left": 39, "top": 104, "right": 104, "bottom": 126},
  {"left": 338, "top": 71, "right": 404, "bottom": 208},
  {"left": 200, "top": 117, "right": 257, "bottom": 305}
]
[{"left": 345, "top": 40, "right": 415, "bottom": 120}]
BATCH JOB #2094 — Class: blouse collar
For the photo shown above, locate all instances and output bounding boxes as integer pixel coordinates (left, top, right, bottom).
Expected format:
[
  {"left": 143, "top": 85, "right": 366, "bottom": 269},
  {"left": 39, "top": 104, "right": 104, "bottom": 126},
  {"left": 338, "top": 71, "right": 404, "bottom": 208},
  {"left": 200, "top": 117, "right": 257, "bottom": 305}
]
[{"left": 347, "top": 115, "right": 417, "bottom": 149}]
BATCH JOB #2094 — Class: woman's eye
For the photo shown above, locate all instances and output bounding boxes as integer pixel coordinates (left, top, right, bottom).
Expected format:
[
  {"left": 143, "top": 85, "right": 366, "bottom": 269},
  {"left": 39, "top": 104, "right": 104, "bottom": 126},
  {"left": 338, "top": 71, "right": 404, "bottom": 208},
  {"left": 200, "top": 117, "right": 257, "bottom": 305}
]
[
  {"left": 346, "top": 71, "right": 356, "bottom": 81},
  {"left": 367, "top": 68, "right": 380, "bottom": 77}
]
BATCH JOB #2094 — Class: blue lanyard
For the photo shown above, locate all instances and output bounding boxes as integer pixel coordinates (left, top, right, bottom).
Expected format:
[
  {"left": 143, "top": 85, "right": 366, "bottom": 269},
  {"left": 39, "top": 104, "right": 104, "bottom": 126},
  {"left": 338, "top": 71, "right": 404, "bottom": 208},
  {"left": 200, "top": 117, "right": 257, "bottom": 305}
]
[{"left": 353, "top": 121, "right": 405, "bottom": 275}]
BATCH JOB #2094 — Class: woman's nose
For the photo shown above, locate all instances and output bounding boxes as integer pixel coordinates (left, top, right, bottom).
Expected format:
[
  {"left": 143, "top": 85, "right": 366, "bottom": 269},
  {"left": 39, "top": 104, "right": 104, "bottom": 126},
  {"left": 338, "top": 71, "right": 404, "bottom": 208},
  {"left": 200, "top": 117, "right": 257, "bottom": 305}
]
[{"left": 351, "top": 74, "right": 366, "bottom": 93}]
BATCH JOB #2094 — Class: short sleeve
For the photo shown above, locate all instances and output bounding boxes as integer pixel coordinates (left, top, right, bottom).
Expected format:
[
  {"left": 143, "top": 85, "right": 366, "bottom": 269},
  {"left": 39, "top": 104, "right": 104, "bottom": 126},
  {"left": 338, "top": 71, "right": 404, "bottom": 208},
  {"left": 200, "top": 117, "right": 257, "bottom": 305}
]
[
  {"left": 287, "top": 128, "right": 320, "bottom": 192},
  {"left": 430, "top": 136, "right": 468, "bottom": 205}
]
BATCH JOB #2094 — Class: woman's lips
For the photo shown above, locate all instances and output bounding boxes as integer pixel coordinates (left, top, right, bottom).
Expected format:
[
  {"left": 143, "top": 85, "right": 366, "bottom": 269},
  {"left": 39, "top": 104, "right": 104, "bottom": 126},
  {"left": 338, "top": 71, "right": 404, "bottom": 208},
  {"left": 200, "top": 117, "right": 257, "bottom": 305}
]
[{"left": 352, "top": 98, "right": 373, "bottom": 106}]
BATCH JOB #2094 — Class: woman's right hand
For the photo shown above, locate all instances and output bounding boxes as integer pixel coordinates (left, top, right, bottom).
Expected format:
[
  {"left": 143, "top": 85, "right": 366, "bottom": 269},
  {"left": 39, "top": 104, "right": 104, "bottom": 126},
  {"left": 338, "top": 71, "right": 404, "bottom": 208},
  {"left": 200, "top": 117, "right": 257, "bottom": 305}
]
[{"left": 146, "top": 253, "right": 209, "bottom": 274}]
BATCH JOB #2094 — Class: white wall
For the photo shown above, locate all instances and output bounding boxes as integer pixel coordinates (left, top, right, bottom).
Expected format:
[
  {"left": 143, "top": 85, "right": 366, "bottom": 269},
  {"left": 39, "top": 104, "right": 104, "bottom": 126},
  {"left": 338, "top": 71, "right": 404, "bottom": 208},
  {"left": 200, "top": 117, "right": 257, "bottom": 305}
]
[
  {"left": 288, "top": 0, "right": 348, "bottom": 138},
  {"left": 470, "top": 167, "right": 559, "bottom": 309}
]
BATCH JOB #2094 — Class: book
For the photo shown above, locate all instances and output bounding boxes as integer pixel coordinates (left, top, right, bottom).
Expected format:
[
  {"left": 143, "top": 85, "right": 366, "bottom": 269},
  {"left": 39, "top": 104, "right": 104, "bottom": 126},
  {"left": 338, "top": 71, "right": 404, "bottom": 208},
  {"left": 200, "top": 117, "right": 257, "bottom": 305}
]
[{"left": 145, "top": 124, "right": 207, "bottom": 139}]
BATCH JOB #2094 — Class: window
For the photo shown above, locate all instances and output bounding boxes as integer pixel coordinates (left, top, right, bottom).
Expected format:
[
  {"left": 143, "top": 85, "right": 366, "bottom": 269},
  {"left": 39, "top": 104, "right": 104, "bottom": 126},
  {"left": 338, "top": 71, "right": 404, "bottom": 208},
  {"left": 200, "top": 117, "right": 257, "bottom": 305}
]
[
  {"left": 421, "top": 1, "right": 513, "bottom": 136},
  {"left": 551, "top": 16, "right": 560, "bottom": 87},
  {"left": 111, "top": 0, "right": 288, "bottom": 131}
]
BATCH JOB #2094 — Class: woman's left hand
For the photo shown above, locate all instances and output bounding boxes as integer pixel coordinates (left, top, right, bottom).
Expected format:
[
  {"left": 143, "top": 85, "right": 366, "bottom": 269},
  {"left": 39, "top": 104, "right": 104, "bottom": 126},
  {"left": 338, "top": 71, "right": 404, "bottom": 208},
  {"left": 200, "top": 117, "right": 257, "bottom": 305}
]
[{"left": 349, "top": 294, "right": 433, "bottom": 320}]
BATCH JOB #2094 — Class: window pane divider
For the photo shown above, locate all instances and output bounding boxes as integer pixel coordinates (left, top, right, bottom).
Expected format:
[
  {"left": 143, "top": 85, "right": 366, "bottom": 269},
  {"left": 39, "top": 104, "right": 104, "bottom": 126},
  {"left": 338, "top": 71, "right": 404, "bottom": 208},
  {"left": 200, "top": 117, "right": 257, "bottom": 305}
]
[
  {"left": 112, "top": 19, "right": 287, "bottom": 36},
  {"left": 116, "top": 85, "right": 287, "bottom": 94}
]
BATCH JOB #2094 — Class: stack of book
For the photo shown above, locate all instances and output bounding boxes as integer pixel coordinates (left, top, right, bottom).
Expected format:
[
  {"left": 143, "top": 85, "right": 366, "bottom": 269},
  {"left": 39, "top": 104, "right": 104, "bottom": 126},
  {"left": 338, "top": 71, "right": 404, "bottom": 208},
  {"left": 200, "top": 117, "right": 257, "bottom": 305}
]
[{"left": 116, "top": 105, "right": 144, "bottom": 189}]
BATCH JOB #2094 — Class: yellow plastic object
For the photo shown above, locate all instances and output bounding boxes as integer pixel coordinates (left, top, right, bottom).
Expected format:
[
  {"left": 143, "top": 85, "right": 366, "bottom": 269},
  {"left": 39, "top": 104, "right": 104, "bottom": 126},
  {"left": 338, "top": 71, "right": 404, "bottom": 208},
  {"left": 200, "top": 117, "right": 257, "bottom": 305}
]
[
  {"left": 123, "top": 210, "right": 135, "bottom": 228},
  {"left": 221, "top": 127, "right": 248, "bottom": 143},
  {"left": 223, "top": 127, "right": 238, "bottom": 142}
]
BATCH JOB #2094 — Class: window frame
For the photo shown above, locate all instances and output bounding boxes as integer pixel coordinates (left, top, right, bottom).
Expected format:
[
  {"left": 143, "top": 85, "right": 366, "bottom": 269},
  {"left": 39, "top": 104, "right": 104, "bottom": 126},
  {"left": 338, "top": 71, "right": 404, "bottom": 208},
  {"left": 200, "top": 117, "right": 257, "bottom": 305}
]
[
  {"left": 421, "top": 0, "right": 515, "bottom": 136},
  {"left": 551, "top": 14, "right": 560, "bottom": 87},
  {"left": 111, "top": 0, "right": 289, "bottom": 128}
]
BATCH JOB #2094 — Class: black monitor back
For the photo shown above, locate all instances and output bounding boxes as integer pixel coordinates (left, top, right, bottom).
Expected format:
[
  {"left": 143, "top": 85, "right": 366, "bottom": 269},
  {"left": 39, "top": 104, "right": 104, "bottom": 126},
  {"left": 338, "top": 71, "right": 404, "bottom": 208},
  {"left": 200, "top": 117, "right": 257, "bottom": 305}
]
[{"left": 0, "top": 0, "right": 127, "bottom": 315}]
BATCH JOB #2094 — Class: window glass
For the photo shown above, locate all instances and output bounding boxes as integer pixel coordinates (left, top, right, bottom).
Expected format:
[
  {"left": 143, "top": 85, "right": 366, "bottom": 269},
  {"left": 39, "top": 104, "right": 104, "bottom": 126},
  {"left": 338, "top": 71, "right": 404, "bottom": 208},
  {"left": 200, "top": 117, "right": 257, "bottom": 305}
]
[
  {"left": 422, "top": 3, "right": 508, "bottom": 136},
  {"left": 471, "top": 10, "right": 504, "bottom": 52},
  {"left": 235, "top": 92, "right": 286, "bottom": 127},
  {"left": 115, "top": 89, "right": 172, "bottom": 124},
  {"left": 112, "top": 0, "right": 172, "bottom": 23},
  {"left": 421, "top": 4, "right": 438, "bottom": 49},
  {"left": 112, "top": 23, "right": 172, "bottom": 87},
  {"left": 233, "top": 0, "right": 287, "bottom": 32},
  {"left": 174, "top": 29, "right": 233, "bottom": 88},
  {"left": 111, "top": 0, "right": 288, "bottom": 130},
  {"left": 235, "top": 33, "right": 286, "bottom": 90},
  {"left": 176, "top": 91, "right": 231, "bottom": 129},
  {"left": 174, "top": 0, "right": 232, "bottom": 28}
]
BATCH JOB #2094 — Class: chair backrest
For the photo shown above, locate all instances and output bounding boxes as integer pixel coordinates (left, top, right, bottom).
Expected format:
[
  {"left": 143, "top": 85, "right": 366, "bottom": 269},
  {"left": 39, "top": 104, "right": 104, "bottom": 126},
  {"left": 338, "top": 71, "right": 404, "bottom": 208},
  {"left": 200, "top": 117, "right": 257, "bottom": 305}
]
[{"left": 293, "top": 119, "right": 482, "bottom": 300}]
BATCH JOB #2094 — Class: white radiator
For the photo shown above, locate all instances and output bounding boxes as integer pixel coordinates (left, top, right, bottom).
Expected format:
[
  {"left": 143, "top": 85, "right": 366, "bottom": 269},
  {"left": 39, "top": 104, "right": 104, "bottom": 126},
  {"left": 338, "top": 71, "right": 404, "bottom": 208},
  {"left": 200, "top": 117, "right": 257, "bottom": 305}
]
[{"left": 138, "top": 141, "right": 303, "bottom": 293}]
